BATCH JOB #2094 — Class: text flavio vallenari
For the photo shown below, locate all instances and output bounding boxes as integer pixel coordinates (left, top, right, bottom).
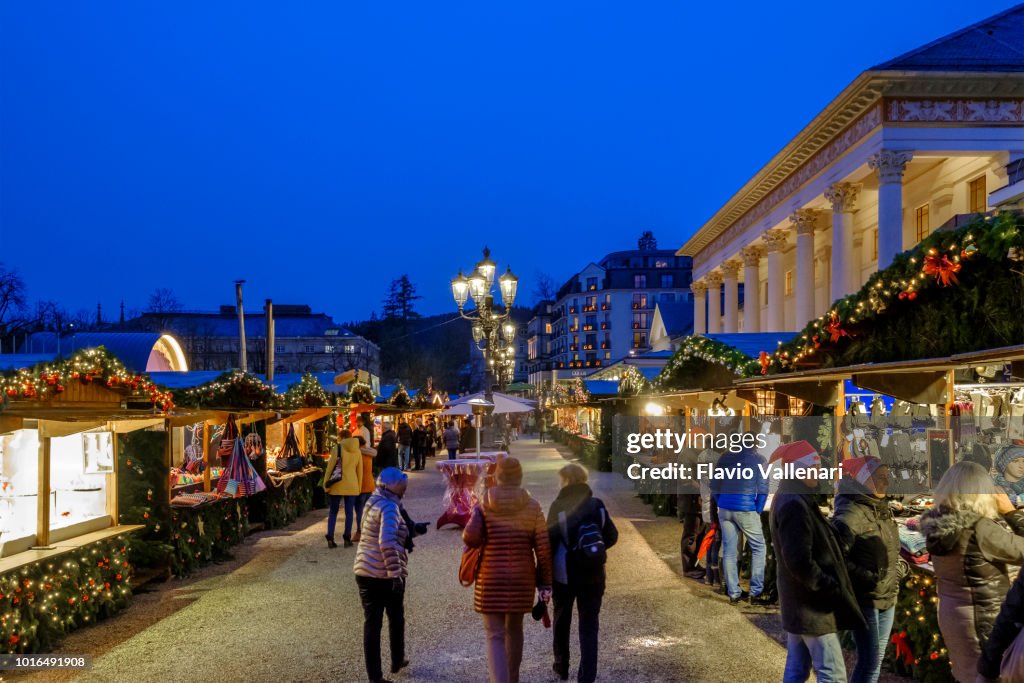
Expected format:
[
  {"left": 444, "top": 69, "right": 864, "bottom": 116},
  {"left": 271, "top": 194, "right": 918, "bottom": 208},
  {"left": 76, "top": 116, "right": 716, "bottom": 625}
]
[{"left": 626, "top": 462, "right": 842, "bottom": 481}]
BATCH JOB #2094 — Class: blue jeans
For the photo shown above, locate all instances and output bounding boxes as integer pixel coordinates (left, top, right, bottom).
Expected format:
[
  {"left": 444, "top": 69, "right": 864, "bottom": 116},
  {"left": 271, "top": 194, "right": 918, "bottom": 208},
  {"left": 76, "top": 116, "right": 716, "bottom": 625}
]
[
  {"left": 343, "top": 495, "right": 363, "bottom": 540},
  {"left": 326, "top": 494, "right": 342, "bottom": 540},
  {"left": 399, "top": 445, "right": 411, "bottom": 470},
  {"left": 447, "top": 447, "right": 458, "bottom": 460},
  {"left": 718, "top": 508, "right": 765, "bottom": 599},
  {"left": 783, "top": 632, "right": 847, "bottom": 683},
  {"left": 852, "top": 605, "right": 895, "bottom": 683}
]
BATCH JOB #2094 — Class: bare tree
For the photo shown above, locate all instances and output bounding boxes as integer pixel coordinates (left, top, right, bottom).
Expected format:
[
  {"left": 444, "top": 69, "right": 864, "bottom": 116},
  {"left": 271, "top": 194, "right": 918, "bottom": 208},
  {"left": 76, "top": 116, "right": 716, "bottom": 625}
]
[
  {"left": 532, "top": 271, "right": 557, "bottom": 303},
  {"left": 148, "top": 288, "right": 183, "bottom": 313},
  {"left": 0, "top": 264, "right": 28, "bottom": 350}
]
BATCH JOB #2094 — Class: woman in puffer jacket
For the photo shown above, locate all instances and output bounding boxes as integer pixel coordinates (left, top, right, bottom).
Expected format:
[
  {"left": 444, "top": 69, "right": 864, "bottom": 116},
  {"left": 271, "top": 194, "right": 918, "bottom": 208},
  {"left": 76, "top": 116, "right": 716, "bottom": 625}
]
[
  {"left": 831, "top": 457, "right": 899, "bottom": 683},
  {"left": 354, "top": 467, "right": 410, "bottom": 683},
  {"left": 920, "top": 461, "right": 1024, "bottom": 682},
  {"left": 464, "top": 457, "right": 553, "bottom": 683}
]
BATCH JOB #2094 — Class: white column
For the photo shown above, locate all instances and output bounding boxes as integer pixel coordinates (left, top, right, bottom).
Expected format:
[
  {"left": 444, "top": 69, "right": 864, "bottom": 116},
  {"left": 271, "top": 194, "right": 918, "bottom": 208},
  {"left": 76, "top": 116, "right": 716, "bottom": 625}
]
[
  {"left": 721, "top": 260, "right": 740, "bottom": 333},
  {"left": 705, "top": 272, "right": 722, "bottom": 334},
  {"left": 692, "top": 280, "right": 707, "bottom": 335},
  {"left": 869, "top": 150, "right": 913, "bottom": 269},
  {"left": 815, "top": 245, "right": 831, "bottom": 315},
  {"left": 825, "top": 182, "right": 860, "bottom": 301},
  {"left": 763, "top": 229, "right": 788, "bottom": 332},
  {"left": 790, "top": 209, "right": 818, "bottom": 328},
  {"left": 740, "top": 246, "right": 763, "bottom": 333}
]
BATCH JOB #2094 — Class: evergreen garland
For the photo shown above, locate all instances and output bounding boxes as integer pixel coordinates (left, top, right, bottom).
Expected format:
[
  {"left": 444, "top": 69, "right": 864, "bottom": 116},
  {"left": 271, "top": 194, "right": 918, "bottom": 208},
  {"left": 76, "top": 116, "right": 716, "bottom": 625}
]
[
  {"left": 173, "top": 371, "right": 281, "bottom": 409},
  {"left": 0, "top": 538, "right": 133, "bottom": 653},
  {"left": 348, "top": 382, "right": 376, "bottom": 405},
  {"left": 653, "top": 336, "right": 757, "bottom": 390},
  {"left": 117, "top": 431, "right": 173, "bottom": 569},
  {"left": 388, "top": 384, "right": 412, "bottom": 408},
  {"left": 282, "top": 373, "right": 331, "bottom": 409},
  {"left": 762, "top": 212, "right": 1024, "bottom": 374},
  {"left": 618, "top": 365, "right": 650, "bottom": 397}
]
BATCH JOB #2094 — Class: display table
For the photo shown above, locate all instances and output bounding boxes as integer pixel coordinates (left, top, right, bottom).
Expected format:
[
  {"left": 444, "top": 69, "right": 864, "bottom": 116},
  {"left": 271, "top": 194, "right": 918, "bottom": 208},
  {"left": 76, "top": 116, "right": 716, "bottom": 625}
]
[
  {"left": 435, "top": 459, "right": 495, "bottom": 529},
  {"left": 456, "top": 450, "right": 506, "bottom": 463}
]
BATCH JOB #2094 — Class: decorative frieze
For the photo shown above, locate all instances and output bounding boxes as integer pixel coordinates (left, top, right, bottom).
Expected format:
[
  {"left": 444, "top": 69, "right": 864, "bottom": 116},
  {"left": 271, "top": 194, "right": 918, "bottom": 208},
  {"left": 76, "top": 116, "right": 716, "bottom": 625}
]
[{"left": 886, "top": 98, "right": 1024, "bottom": 123}]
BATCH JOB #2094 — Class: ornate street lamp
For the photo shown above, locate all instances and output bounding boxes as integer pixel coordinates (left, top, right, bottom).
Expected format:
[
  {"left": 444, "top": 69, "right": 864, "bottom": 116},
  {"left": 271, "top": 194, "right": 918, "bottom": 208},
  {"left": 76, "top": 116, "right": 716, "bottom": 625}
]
[{"left": 451, "top": 247, "right": 520, "bottom": 448}]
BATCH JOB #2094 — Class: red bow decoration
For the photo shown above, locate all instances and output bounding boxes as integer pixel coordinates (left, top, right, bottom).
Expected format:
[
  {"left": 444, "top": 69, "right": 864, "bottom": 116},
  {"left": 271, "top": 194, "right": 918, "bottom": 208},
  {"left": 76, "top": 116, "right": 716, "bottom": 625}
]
[
  {"left": 824, "top": 312, "right": 850, "bottom": 344},
  {"left": 758, "top": 351, "right": 770, "bottom": 376},
  {"left": 812, "top": 334, "right": 821, "bottom": 349},
  {"left": 891, "top": 631, "right": 914, "bottom": 666},
  {"left": 923, "top": 253, "right": 961, "bottom": 287}
]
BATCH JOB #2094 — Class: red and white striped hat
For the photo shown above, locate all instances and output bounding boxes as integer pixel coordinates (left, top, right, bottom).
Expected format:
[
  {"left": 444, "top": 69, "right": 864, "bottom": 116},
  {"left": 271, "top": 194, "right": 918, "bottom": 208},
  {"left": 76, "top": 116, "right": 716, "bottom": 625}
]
[
  {"left": 841, "top": 456, "right": 884, "bottom": 487},
  {"left": 768, "top": 440, "right": 821, "bottom": 468}
]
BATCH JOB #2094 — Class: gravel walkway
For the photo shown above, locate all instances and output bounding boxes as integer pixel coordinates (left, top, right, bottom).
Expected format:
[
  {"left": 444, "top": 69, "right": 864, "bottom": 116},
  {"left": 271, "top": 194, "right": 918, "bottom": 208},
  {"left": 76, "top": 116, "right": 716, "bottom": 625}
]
[{"left": 10, "top": 438, "right": 790, "bottom": 683}]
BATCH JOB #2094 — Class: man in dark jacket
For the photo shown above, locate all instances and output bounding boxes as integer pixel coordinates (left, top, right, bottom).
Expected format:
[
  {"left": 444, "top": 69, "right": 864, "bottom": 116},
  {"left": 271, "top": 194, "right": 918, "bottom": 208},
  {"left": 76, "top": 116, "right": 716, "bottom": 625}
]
[
  {"left": 831, "top": 457, "right": 899, "bottom": 683},
  {"left": 411, "top": 420, "right": 427, "bottom": 471},
  {"left": 711, "top": 444, "right": 769, "bottom": 605},
  {"left": 771, "top": 442, "right": 865, "bottom": 683},
  {"left": 375, "top": 421, "right": 399, "bottom": 475},
  {"left": 397, "top": 420, "right": 413, "bottom": 471},
  {"left": 979, "top": 568, "right": 1024, "bottom": 681},
  {"left": 546, "top": 463, "right": 618, "bottom": 683}
]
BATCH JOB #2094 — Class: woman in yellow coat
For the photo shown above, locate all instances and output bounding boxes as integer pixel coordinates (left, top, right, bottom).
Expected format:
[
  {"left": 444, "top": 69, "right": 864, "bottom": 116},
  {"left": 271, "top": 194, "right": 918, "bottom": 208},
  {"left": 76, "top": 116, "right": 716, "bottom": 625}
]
[{"left": 323, "top": 436, "right": 364, "bottom": 548}]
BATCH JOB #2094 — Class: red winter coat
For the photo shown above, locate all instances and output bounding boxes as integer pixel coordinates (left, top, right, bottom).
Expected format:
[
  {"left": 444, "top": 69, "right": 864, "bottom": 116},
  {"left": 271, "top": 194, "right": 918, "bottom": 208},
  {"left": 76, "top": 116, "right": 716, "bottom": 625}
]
[{"left": 463, "top": 485, "right": 553, "bottom": 614}]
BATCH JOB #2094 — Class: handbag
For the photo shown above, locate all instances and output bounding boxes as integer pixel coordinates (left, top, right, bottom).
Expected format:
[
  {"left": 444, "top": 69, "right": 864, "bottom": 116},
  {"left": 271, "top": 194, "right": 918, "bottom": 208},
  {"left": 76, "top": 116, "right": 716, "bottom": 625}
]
[
  {"left": 324, "top": 446, "right": 344, "bottom": 488},
  {"left": 458, "top": 507, "right": 485, "bottom": 587},
  {"left": 276, "top": 424, "right": 307, "bottom": 472},
  {"left": 1002, "top": 625, "right": 1024, "bottom": 681},
  {"left": 218, "top": 415, "right": 239, "bottom": 459}
]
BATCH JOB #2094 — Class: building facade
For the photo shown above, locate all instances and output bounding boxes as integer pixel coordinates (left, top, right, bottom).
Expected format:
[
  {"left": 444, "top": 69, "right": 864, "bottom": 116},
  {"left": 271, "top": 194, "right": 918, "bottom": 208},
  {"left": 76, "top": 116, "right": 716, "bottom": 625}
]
[
  {"left": 681, "top": 7, "right": 1024, "bottom": 337},
  {"left": 129, "top": 305, "right": 381, "bottom": 379},
  {"left": 526, "top": 300, "right": 555, "bottom": 386},
  {"left": 550, "top": 231, "right": 693, "bottom": 378}
]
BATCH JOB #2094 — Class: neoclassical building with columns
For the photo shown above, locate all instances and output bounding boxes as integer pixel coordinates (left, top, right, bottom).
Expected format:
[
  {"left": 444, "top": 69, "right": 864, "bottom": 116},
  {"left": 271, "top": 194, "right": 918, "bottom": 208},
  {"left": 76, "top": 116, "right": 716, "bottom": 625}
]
[{"left": 680, "top": 6, "right": 1024, "bottom": 336}]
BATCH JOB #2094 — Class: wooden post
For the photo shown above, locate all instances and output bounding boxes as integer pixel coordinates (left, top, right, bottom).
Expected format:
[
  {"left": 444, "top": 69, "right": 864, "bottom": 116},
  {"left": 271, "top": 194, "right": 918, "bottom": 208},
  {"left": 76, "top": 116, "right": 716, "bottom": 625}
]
[
  {"left": 203, "top": 421, "right": 211, "bottom": 493},
  {"left": 37, "top": 435, "right": 51, "bottom": 547},
  {"left": 835, "top": 380, "right": 846, "bottom": 462}
]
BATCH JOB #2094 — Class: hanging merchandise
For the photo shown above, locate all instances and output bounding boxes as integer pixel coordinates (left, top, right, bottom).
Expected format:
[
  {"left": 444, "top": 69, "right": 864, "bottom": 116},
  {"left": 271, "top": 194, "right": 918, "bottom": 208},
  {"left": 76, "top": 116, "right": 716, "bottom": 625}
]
[
  {"left": 217, "top": 437, "right": 266, "bottom": 497},
  {"left": 276, "top": 424, "right": 306, "bottom": 472},
  {"left": 217, "top": 415, "right": 239, "bottom": 460},
  {"left": 244, "top": 431, "right": 264, "bottom": 460}
]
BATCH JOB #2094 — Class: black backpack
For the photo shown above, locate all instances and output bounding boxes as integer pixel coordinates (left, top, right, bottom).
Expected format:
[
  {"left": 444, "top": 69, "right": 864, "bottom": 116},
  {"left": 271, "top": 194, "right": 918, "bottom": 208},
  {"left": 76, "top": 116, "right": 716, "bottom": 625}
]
[{"left": 559, "top": 504, "right": 608, "bottom": 570}]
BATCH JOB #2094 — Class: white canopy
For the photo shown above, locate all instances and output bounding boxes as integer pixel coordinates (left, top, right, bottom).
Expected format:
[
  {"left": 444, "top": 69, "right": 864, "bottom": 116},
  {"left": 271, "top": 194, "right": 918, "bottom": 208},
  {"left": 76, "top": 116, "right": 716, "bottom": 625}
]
[{"left": 442, "top": 391, "right": 535, "bottom": 416}]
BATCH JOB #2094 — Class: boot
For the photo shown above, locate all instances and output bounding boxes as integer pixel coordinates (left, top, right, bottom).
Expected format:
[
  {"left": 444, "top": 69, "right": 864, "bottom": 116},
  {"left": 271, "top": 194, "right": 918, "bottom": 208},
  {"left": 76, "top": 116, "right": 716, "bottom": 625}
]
[
  {"left": 325, "top": 534, "right": 338, "bottom": 549},
  {"left": 343, "top": 536, "right": 353, "bottom": 548},
  {"left": 352, "top": 531, "right": 361, "bottom": 543}
]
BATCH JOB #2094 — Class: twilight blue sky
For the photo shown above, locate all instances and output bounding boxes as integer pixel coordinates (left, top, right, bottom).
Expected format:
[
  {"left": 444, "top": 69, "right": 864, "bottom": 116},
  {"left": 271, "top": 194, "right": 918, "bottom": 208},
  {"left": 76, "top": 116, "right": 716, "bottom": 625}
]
[{"left": 0, "top": 1, "right": 1014, "bottom": 323}]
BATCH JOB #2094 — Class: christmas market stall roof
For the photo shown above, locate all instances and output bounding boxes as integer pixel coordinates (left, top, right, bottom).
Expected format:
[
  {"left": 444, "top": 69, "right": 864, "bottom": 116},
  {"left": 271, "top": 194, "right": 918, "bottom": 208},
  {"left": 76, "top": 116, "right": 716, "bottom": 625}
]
[
  {"left": 583, "top": 380, "right": 619, "bottom": 397},
  {"left": 379, "top": 385, "right": 418, "bottom": 401},
  {"left": 15, "top": 333, "right": 189, "bottom": 372}
]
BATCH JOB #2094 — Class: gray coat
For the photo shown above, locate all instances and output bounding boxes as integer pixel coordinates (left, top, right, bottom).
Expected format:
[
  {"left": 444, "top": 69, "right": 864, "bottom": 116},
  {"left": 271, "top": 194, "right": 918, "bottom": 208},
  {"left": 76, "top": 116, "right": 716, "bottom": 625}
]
[{"left": 353, "top": 488, "right": 409, "bottom": 579}]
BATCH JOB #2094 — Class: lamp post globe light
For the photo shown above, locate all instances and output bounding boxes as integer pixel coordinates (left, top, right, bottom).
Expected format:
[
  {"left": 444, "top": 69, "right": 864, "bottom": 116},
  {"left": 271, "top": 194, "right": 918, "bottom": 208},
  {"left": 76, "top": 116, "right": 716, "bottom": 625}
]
[{"left": 451, "top": 247, "right": 519, "bottom": 447}]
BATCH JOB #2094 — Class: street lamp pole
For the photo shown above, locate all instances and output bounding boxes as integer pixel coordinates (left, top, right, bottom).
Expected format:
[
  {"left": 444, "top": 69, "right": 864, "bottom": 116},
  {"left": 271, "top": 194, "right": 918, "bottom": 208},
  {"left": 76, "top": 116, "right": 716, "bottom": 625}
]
[{"left": 451, "top": 247, "right": 519, "bottom": 448}]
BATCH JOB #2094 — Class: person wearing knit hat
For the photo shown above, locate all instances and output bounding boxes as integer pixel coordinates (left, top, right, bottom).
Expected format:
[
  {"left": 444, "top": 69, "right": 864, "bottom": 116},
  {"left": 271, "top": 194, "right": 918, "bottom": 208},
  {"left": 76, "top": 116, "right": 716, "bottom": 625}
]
[
  {"left": 771, "top": 441, "right": 865, "bottom": 683},
  {"left": 354, "top": 465, "right": 411, "bottom": 683},
  {"left": 464, "top": 455, "right": 553, "bottom": 683},
  {"left": 994, "top": 445, "right": 1024, "bottom": 506},
  {"left": 832, "top": 456, "right": 898, "bottom": 683}
]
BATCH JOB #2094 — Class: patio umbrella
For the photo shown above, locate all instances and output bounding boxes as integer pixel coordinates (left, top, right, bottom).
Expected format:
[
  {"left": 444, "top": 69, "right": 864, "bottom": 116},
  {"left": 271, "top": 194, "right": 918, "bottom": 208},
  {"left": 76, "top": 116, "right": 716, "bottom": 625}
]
[{"left": 443, "top": 391, "right": 535, "bottom": 415}]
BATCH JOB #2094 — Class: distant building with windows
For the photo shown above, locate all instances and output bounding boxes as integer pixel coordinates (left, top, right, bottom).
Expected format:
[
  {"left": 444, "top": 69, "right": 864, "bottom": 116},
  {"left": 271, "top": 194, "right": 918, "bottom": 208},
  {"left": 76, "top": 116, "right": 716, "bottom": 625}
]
[
  {"left": 526, "top": 300, "right": 555, "bottom": 386},
  {"left": 126, "top": 304, "right": 380, "bottom": 379},
  {"left": 548, "top": 231, "right": 693, "bottom": 379}
]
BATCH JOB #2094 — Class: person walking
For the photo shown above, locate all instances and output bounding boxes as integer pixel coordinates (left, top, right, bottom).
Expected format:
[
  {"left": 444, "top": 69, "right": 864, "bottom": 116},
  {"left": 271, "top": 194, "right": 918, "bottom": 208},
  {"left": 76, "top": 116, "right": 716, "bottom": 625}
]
[
  {"left": 920, "top": 461, "right": 1024, "bottom": 682},
  {"left": 354, "top": 467, "right": 411, "bottom": 683},
  {"left": 711, "top": 441, "right": 770, "bottom": 605},
  {"left": 375, "top": 421, "right": 399, "bottom": 474},
  {"left": 327, "top": 432, "right": 360, "bottom": 548},
  {"left": 323, "top": 435, "right": 365, "bottom": 548},
  {"left": 397, "top": 419, "right": 413, "bottom": 471},
  {"left": 546, "top": 463, "right": 618, "bottom": 683},
  {"left": 443, "top": 421, "right": 461, "bottom": 460},
  {"left": 831, "top": 456, "right": 899, "bottom": 683},
  {"left": 771, "top": 441, "right": 864, "bottom": 683},
  {"left": 463, "top": 457, "right": 553, "bottom": 683}
]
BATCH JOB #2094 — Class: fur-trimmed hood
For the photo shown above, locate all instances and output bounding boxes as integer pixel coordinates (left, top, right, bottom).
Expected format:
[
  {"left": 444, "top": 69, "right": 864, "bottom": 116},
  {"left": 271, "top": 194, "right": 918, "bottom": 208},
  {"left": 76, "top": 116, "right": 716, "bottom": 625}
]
[{"left": 920, "top": 506, "right": 983, "bottom": 555}]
